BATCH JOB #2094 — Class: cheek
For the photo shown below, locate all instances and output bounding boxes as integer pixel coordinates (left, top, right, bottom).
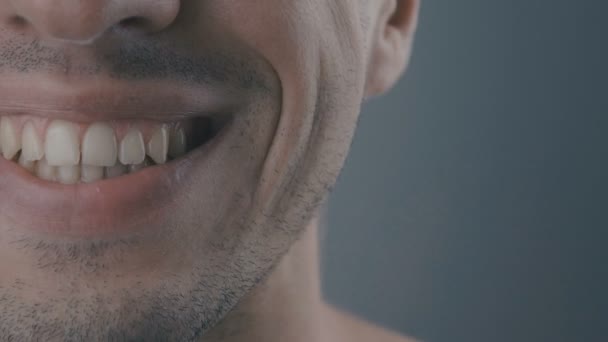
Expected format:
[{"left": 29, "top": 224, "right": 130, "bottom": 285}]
[
  {"left": 183, "top": 0, "right": 366, "bottom": 108},
  {"left": 215, "top": 1, "right": 323, "bottom": 89},
  {"left": 182, "top": 1, "right": 366, "bottom": 220}
]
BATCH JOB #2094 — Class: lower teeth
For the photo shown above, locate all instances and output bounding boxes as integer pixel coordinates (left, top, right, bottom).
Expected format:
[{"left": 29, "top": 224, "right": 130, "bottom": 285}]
[
  {"left": 11, "top": 152, "right": 161, "bottom": 185},
  {"left": 1, "top": 116, "right": 218, "bottom": 184}
]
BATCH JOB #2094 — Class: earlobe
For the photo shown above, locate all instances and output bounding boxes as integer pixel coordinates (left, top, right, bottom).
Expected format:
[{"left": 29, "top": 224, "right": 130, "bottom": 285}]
[{"left": 364, "top": 0, "right": 419, "bottom": 98}]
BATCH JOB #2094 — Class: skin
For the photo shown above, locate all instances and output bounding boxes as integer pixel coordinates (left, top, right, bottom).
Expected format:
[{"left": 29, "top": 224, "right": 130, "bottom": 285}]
[{"left": 0, "top": 0, "right": 419, "bottom": 341}]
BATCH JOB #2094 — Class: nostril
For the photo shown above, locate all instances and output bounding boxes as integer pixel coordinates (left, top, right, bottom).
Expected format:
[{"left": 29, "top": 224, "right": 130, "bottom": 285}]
[
  {"left": 119, "top": 16, "right": 143, "bottom": 27},
  {"left": 9, "top": 15, "right": 28, "bottom": 29},
  {"left": 117, "top": 12, "right": 176, "bottom": 34},
  {"left": 118, "top": 16, "right": 155, "bottom": 32},
  {"left": 6, "top": 1, "right": 179, "bottom": 42}
]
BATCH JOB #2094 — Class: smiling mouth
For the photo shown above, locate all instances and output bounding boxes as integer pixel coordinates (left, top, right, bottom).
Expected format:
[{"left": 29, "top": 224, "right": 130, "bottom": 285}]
[
  {"left": 0, "top": 72, "right": 244, "bottom": 236},
  {"left": 0, "top": 114, "right": 223, "bottom": 184},
  {"left": 0, "top": 108, "right": 233, "bottom": 237}
]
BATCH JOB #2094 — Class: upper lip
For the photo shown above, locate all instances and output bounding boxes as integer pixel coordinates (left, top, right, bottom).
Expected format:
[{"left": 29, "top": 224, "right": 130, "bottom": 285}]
[
  {"left": 0, "top": 76, "right": 240, "bottom": 122},
  {"left": 0, "top": 78, "right": 238, "bottom": 237}
]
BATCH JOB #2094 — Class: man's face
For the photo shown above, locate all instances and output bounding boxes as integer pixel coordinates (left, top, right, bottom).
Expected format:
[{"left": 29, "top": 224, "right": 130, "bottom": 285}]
[{"left": 0, "top": 0, "right": 414, "bottom": 340}]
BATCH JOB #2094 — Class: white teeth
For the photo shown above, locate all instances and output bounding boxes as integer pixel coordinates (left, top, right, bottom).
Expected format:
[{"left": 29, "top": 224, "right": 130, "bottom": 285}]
[
  {"left": 119, "top": 129, "right": 146, "bottom": 165},
  {"left": 57, "top": 165, "right": 80, "bottom": 185},
  {"left": 81, "top": 165, "right": 104, "bottom": 183},
  {"left": 129, "top": 159, "right": 150, "bottom": 173},
  {"left": 1, "top": 117, "right": 21, "bottom": 160},
  {"left": 147, "top": 125, "right": 169, "bottom": 164},
  {"left": 169, "top": 126, "right": 187, "bottom": 159},
  {"left": 21, "top": 121, "right": 44, "bottom": 162},
  {"left": 105, "top": 163, "right": 127, "bottom": 179},
  {"left": 45, "top": 120, "right": 80, "bottom": 166},
  {"left": 82, "top": 123, "right": 117, "bottom": 167},
  {"left": 18, "top": 153, "right": 36, "bottom": 172},
  {"left": 35, "top": 158, "right": 57, "bottom": 181},
  {"left": 3, "top": 117, "right": 189, "bottom": 183}
]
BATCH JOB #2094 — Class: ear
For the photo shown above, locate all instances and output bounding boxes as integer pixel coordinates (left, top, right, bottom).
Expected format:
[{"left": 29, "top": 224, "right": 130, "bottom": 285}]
[{"left": 364, "top": 0, "right": 419, "bottom": 97}]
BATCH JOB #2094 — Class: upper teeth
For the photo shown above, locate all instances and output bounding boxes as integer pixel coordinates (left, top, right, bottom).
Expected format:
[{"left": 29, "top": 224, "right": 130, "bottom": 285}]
[
  {"left": 0, "top": 116, "right": 20, "bottom": 160},
  {"left": 81, "top": 122, "right": 118, "bottom": 167},
  {"left": 0, "top": 116, "right": 189, "bottom": 184},
  {"left": 146, "top": 124, "right": 169, "bottom": 165},
  {"left": 22, "top": 121, "right": 44, "bottom": 162},
  {"left": 119, "top": 129, "right": 146, "bottom": 165},
  {"left": 45, "top": 120, "right": 81, "bottom": 166}
]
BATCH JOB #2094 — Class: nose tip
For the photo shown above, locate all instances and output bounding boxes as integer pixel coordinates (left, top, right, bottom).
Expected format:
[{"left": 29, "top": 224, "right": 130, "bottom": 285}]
[{"left": 4, "top": 0, "right": 180, "bottom": 43}]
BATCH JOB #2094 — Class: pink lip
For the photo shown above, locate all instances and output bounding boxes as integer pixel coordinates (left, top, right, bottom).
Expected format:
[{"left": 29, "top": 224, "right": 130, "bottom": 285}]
[
  {"left": 0, "top": 156, "right": 173, "bottom": 237},
  {"left": 0, "top": 127, "right": 224, "bottom": 238},
  {"left": 0, "top": 77, "right": 235, "bottom": 238},
  {"left": 0, "top": 75, "right": 239, "bottom": 121}
]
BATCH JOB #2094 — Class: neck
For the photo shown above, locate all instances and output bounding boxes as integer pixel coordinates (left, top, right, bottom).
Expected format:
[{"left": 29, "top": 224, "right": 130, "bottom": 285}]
[{"left": 204, "top": 215, "right": 329, "bottom": 342}]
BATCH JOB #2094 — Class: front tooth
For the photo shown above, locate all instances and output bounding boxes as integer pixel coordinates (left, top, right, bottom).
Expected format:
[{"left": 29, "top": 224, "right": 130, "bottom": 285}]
[
  {"left": 18, "top": 153, "right": 36, "bottom": 173},
  {"left": 146, "top": 125, "right": 169, "bottom": 164},
  {"left": 168, "top": 126, "right": 187, "bottom": 159},
  {"left": 119, "top": 129, "right": 145, "bottom": 165},
  {"left": 81, "top": 165, "right": 104, "bottom": 183},
  {"left": 45, "top": 120, "right": 80, "bottom": 166},
  {"left": 57, "top": 165, "right": 80, "bottom": 185},
  {"left": 1, "top": 117, "right": 21, "bottom": 160},
  {"left": 82, "top": 123, "right": 117, "bottom": 167},
  {"left": 22, "top": 121, "right": 44, "bottom": 161},
  {"left": 35, "top": 158, "right": 56, "bottom": 181},
  {"left": 105, "top": 163, "right": 127, "bottom": 179},
  {"left": 129, "top": 158, "right": 150, "bottom": 173}
]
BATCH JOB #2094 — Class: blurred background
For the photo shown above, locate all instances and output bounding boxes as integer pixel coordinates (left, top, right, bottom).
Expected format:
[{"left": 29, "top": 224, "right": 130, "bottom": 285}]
[{"left": 322, "top": 1, "right": 607, "bottom": 341}]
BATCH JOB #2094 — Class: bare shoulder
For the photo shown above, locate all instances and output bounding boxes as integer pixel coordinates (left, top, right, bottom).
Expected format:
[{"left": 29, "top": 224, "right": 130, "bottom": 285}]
[{"left": 323, "top": 305, "right": 418, "bottom": 342}]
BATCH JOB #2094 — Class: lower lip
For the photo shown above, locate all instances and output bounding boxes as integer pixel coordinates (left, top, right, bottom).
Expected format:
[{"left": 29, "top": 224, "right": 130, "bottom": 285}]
[{"left": 0, "top": 123, "right": 228, "bottom": 238}]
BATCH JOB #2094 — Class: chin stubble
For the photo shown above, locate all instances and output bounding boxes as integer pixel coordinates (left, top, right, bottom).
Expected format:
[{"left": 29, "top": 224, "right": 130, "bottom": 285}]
[{"left": 0, "top": 243, "right": 266, "bottom": 341}]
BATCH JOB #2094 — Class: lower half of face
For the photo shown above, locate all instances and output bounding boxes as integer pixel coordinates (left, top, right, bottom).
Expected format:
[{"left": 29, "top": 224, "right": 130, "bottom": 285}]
[{"left": 0, "top": 1, "right": 367, "bottom": 340}]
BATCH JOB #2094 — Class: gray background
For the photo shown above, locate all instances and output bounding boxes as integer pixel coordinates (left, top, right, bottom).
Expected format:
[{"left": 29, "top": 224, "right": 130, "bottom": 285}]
[{"left": 322, "top": 1, "right": 608, "bottom": 342}]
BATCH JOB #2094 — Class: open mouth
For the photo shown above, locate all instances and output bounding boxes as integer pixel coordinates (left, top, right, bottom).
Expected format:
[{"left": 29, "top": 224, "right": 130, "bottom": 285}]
[
  {"left": 0, "top": 108, "right": 235, "bottom": 237},
  {"left": 0, "top": 75, "right": 246, "bottom": 236},
  {"left": 0, "top": 114, "right": 227, "bottom": 184}
]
